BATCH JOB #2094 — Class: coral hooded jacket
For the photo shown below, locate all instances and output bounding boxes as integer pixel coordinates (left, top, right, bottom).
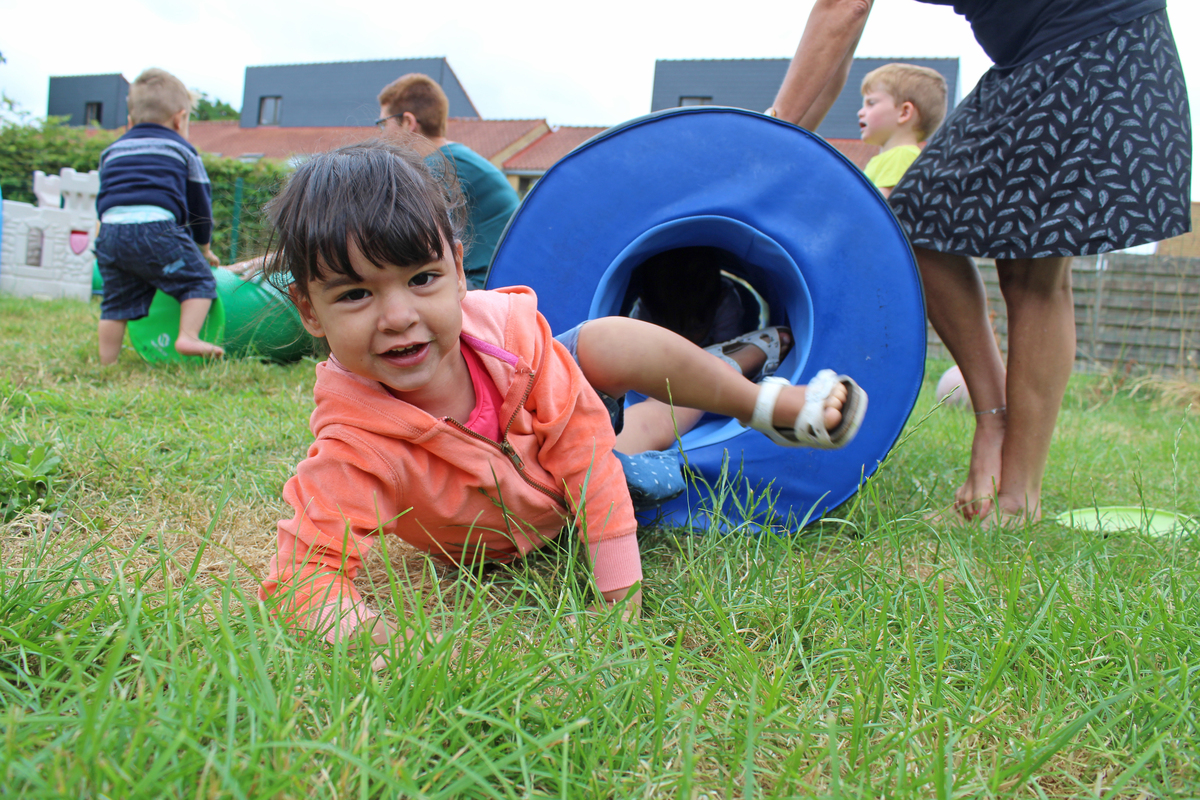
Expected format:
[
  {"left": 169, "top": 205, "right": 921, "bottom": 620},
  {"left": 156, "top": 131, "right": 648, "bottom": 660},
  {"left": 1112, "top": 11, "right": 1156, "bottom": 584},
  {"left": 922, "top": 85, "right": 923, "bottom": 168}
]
[{"left": 259, "top": 286, "right": 642, "bottom": 636}]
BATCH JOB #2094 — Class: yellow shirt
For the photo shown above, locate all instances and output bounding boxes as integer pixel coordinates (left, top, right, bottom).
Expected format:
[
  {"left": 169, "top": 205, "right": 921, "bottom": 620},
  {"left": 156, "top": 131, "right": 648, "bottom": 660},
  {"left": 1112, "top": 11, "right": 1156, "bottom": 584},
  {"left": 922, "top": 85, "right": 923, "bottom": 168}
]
[{"left": 863, "top": 145, "right": 922, "bottom": 189}]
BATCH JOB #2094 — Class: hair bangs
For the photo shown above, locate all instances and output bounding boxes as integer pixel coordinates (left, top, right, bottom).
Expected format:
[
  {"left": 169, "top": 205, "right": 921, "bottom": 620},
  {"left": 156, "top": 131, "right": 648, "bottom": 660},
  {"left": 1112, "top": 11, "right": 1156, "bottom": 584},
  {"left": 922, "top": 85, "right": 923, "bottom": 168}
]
[{"left": 265, "top": 141, "right": 464, "bottom": 296}]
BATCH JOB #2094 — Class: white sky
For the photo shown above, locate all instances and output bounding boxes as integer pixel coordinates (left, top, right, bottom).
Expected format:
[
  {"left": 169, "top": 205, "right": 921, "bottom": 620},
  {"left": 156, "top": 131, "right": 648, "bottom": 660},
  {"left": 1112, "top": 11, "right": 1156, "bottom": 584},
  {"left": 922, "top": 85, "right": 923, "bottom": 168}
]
[{"left": 2, "top": 0, "right": 1197, "bottom": 194}]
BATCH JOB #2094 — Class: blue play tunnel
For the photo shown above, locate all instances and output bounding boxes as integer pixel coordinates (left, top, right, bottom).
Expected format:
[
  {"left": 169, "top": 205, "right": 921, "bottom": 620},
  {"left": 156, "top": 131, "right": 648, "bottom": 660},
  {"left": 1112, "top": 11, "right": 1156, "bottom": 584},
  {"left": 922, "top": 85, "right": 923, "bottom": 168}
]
[{"left": 487, "top": 107, "right": 925, "bottom": 530}]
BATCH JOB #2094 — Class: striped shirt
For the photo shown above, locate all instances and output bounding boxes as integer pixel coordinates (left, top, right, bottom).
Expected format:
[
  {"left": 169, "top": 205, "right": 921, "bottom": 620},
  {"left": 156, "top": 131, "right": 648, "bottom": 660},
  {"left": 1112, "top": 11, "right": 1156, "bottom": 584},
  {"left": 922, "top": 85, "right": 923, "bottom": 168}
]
[{"left": 96, "top": 123, "right": 214, "bottom": 245}]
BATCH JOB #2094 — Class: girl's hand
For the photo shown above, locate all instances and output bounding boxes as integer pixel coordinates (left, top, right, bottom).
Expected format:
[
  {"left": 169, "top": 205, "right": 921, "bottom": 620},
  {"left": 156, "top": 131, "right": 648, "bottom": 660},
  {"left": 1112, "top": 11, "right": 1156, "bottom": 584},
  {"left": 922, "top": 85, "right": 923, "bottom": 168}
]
[
  {"left": 349, "top": 616, "right": 439, "bottom": 670},
  {"left": 596, "top": 586, "right": 643, "bottom": 622}
]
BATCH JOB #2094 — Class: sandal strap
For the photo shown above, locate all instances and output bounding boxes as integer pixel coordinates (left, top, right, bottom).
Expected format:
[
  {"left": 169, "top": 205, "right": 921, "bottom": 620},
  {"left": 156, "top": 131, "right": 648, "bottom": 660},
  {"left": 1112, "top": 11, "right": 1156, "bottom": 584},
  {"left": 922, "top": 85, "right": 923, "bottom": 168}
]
[
  {"left": 706, "top": 326, "right": 788, "bottom": 381},
  {"left": 796, "top": 369, "right": 839, "bottom": 446},
  {"left": 748, "top": 376, "right": 789, "bottom": 435}
]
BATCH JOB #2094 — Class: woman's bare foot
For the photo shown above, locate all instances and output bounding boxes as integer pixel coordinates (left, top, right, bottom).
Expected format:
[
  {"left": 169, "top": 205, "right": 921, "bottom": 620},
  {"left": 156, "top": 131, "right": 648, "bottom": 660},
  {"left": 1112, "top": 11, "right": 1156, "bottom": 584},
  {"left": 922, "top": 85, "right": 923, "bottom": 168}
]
[
  {"left": 175, "top": 334, "right": 225, "bottom": 359},
  {"left": 954, "top": 410, "right": 1005, "bottom": 520},
  {"left": 984, "top": 490, "right": 1042, "bottom": 528}
]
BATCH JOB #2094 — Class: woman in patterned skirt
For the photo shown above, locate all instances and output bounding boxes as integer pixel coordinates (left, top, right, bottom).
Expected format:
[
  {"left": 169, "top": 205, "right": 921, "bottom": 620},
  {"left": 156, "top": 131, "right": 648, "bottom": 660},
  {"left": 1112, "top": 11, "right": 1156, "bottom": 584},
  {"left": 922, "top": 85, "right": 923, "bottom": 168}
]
[{"left": 769, "top": 0, "right": 1191, "bottom": 525}]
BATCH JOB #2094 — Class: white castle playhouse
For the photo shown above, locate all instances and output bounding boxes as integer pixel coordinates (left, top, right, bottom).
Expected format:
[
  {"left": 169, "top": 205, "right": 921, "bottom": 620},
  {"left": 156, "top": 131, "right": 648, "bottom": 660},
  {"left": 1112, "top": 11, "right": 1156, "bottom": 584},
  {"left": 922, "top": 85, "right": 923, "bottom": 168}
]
[{"left": 0, "top": 167, "right": 100, "bottom": 301}]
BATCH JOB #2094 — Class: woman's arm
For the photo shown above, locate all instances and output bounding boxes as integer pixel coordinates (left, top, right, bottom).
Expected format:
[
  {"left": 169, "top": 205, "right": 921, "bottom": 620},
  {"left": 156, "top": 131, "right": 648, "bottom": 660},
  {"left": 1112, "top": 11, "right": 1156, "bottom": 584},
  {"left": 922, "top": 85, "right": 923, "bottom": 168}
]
[{"left": 771, "top": 0, "right": 874, "bottom": 130}]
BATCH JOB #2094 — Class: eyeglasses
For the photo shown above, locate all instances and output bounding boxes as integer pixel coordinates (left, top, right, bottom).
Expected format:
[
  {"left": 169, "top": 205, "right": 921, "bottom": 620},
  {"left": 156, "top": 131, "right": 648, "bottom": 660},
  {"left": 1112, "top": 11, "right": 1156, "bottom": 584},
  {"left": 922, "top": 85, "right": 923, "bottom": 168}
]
[{"left": 374, "top": 113, "right": 403, "bottom": 130}]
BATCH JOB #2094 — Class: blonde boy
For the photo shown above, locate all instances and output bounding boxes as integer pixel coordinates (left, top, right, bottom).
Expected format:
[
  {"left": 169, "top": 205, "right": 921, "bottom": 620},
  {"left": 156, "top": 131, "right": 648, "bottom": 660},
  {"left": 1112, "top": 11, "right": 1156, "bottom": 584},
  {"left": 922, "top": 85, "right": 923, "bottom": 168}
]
[
  {"left": 857, "top": 63, "right": 947, "bottom": 198},
  {"left": 94, "top": 68, "right": 223, "bottom": 364}
]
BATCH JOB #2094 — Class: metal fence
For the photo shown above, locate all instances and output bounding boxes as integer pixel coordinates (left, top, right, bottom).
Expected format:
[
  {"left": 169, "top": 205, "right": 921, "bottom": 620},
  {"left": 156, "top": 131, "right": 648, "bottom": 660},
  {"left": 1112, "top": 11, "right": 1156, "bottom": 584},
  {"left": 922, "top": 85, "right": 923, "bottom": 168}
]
[{"left": 925, "top": 255, "right": 1200, "bottom": 376}]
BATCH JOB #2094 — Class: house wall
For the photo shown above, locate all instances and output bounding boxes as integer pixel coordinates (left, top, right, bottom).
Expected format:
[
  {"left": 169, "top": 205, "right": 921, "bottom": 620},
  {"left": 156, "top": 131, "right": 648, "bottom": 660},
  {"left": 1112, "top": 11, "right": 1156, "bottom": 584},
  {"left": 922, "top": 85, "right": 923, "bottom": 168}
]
[
  {"left": 47, "top": 74, "right": 130, "bottom": 129},
  {"left": 239, "top": 59, "right": 479, "bottom": 128},
  {"left": 650, "top": 57, "right": 959, "bottom": 140}
]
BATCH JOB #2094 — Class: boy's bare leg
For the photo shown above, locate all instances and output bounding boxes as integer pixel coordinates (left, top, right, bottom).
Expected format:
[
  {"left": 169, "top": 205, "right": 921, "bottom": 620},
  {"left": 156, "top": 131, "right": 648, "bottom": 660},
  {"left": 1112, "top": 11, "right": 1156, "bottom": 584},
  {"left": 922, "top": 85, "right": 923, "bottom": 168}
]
[
  {"left": 991, "top": 256, "right": 1074, "bottom": 524},
  {"left": 176, "top": 298, "right": 225, "bottom": 358},
  {"left": 575, "top": 318, "right": 845, "bottom": 453},
  {"left": 914, "top": 247, "right": 1008, "bottom": 520},
  {"left": 98, "top": 319, "right": 128, "bottom": 365},
  {"left": 614, "top": 333, "right": 787, "bottom": 453}
]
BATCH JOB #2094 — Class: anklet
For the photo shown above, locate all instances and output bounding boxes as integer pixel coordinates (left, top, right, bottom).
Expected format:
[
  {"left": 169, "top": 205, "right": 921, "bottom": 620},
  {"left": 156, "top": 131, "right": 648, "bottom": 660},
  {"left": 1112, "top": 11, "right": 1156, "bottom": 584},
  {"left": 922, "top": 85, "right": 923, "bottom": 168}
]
[{"left": 974, "top": 406, "right": 1006, "bottom": 416}]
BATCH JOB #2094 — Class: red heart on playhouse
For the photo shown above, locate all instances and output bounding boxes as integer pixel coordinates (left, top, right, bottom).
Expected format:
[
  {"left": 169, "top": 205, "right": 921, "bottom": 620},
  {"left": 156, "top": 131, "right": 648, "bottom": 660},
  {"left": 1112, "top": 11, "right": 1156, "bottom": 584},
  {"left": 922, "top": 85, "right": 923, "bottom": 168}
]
[{"left": 69, "top": 230, "right": 90, "bottom": 255}]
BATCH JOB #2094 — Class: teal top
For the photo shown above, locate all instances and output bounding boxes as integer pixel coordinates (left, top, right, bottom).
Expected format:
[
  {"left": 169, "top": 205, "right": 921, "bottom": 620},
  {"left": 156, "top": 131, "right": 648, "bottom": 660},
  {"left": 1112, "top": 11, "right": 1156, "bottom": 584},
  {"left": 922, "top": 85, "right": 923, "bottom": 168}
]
[{"left": 432, "top": 142, "right": 521, "bottom": 289}]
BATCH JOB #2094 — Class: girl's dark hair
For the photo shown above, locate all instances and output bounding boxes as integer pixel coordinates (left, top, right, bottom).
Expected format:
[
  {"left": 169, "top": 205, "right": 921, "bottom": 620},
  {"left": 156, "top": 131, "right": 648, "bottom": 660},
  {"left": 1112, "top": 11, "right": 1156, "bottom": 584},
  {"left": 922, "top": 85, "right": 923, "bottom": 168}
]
[{"left": 264, "top": 139, "right": 467, "bottom": 296}]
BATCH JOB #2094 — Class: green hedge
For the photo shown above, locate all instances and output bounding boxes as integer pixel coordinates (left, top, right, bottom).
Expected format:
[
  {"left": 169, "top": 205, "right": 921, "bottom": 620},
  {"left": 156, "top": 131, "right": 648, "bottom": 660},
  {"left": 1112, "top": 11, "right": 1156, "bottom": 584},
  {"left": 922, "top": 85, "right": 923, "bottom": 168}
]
[
  {"left": 202, "top": 156, "right": 291, "bottom": 263},
  {"left": 0, "top": 115, "right": 115, "bottom": 205},
  {"left": 1, "top": 115, "right": 290, "bottom": 264}
]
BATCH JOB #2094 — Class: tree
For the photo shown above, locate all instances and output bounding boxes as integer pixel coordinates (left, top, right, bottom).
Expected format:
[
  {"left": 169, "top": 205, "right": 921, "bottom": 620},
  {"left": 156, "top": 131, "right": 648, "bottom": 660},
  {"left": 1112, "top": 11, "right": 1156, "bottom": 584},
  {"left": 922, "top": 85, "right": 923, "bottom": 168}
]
[{"left": 191, "top": 92, "right": 239, "bottom": 122}]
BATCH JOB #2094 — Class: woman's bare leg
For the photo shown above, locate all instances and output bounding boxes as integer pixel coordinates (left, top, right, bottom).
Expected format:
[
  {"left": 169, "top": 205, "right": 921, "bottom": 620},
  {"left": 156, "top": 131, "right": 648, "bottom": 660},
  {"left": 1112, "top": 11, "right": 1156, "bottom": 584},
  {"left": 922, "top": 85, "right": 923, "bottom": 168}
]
[
  {"left": 575, "top": 318, "right": 845, "bottom": 454},
  {"left": 914, "top": 246, "right": 1007, "bottom": 519},
  {"left": 993, "top": 256, "right": 1074, "bottom": 523}
]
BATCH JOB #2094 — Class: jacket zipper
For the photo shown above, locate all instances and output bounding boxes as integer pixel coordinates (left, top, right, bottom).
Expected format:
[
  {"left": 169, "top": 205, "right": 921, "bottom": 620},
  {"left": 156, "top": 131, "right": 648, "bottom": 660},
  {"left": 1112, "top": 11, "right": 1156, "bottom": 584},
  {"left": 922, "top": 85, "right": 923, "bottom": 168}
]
[{"left": 443, "top": 368, "right": 568, "bottom": 508}]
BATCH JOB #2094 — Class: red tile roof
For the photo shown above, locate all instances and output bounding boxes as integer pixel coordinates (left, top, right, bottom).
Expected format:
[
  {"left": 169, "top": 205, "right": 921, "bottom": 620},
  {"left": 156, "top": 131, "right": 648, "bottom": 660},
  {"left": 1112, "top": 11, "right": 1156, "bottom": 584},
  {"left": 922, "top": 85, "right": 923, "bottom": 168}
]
[
  {"left": 503, "top": 126, "right": 608, "bottom": 172},
  {"left": 183, "top": 123, "right": 896, "bottom": 181},
  {"left": 187, "top": 118, "right": 550, "bottom": 167},
  {"left": 445, "top": 118, "right": 548, "bottom": 161},
  {"left": 188, "top": 121, "right": 376, "bottom": 161}
]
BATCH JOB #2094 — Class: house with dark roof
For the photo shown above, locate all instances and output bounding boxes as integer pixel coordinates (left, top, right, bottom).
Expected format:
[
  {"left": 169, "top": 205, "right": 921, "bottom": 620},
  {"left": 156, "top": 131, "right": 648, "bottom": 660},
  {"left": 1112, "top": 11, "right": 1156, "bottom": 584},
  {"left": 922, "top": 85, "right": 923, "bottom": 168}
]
[
  {"left": 46, "top": 58, "right": 476, "bottom": 132},
  {"left": 46, "top": 74, "right": 129, "bottom": 129},
  {"left": 240, "top": 57, "right": 478, "bottom": 128},
  {"left": 650, "top": 57, "right": 959, "bottom": 140}
]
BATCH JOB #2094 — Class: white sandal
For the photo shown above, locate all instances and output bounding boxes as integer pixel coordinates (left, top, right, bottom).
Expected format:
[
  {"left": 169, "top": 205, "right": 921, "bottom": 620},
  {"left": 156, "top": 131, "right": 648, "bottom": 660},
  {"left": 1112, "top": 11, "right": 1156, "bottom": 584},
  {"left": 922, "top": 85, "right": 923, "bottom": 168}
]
[
  {"left": 704, "top": 326, "right": 790, "bottom": 381},
  {"left": 746, "top": 371, "right": 867, "bottom": 449}
]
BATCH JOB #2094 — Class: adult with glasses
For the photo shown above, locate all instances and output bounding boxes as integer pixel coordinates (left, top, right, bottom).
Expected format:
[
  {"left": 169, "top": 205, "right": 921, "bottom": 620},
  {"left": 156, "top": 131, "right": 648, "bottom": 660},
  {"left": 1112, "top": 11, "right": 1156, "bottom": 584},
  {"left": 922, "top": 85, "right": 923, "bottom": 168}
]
[
  {"left": 768, "top": 0, "right": 1191, "bottom": 525},
  {"left": 377, "top": 74, "right": 521, "bottom": 290}
]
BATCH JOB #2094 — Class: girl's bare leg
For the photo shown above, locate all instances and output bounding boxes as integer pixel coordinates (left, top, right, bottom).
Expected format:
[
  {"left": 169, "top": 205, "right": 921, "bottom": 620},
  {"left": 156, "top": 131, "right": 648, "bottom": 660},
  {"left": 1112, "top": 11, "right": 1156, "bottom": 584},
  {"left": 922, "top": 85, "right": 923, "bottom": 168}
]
[
  {"left": 992, "top": 256, "right": 1074, "bottom": 523},
  {"left": 575, "top": 318, "right": 844, "bottom": 454},
  {"left": 914, "top": 246, "right": 1008, "bottom": 519}
]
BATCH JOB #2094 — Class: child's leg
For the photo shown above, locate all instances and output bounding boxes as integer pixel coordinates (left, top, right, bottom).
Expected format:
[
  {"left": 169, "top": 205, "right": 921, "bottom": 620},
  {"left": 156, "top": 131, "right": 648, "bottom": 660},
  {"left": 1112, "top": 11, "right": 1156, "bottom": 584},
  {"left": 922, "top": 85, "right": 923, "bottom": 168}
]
[
  {"left": 615, "top": 332, "right": 789, "bottom": 453},
  {"left": 575, "top": 317, "right": 846, "bottom": 453},
  {"left": 98, "top": 319, "right": 128, "bottom": 365},
  {"left": 176, "top": 298, "right": 225, "bottom": 358}
]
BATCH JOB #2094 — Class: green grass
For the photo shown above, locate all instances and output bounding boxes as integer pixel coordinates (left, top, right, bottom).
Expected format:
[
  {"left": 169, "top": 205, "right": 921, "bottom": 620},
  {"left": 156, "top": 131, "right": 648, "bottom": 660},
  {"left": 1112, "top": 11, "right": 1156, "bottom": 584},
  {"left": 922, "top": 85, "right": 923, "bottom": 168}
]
[{"left": 2, "top": 293, "right": 1198, "bottom": 798}]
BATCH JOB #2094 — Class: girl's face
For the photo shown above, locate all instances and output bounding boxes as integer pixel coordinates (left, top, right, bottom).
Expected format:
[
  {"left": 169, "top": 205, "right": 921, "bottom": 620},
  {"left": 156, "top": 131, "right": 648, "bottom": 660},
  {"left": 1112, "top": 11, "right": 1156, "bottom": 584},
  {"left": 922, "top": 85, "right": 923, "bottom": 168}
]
[
  {"left": 857, "top": 90, "right": 905, "bottom": 147},
  {"left": 294, "top": 239, "right": 471, "bottom": 414}
]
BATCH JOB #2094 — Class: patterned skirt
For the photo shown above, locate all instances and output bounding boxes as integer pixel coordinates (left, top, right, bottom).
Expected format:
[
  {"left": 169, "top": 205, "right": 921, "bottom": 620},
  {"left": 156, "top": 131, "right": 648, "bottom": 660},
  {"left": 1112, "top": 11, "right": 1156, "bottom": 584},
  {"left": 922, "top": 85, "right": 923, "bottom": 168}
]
[{"left": 888, "top": 9, "right": 1192, "bottom": 259}]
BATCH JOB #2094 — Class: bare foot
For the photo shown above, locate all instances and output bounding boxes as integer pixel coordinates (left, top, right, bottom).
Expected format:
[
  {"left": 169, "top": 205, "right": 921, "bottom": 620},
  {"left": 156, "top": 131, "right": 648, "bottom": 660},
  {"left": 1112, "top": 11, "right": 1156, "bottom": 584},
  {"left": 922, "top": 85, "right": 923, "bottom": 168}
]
[
  {"left": 984, "top": 493, "right": 1042, "bottom": 528},
  {"left": 954, "top": 410, "right": 1005, "bottom": 521},
  {"left": 175, "top": 335, "right": 225, "bottom": 359}
]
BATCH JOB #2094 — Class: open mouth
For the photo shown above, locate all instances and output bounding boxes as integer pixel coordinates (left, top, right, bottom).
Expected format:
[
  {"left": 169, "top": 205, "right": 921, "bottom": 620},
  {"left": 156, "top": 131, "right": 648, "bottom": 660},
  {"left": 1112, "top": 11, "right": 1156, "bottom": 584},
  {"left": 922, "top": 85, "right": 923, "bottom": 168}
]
[{"left": 383, "top": 343, "right": 426, "bottom": 358}]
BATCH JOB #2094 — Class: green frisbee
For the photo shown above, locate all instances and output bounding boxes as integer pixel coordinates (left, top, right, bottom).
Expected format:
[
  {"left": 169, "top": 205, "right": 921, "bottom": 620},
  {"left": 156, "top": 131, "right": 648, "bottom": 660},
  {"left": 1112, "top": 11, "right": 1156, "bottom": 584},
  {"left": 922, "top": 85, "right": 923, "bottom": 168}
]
[{"left": 1056, "top": 506, "right": 1196, "bottom": 537}]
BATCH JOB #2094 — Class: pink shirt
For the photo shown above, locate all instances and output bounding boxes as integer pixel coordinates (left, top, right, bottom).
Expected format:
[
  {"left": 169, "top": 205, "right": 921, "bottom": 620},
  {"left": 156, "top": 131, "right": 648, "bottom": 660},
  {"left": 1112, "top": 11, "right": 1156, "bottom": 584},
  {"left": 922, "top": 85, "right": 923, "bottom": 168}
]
[{"left": 461, "top": 343, "right": 503, "bottom": 441}]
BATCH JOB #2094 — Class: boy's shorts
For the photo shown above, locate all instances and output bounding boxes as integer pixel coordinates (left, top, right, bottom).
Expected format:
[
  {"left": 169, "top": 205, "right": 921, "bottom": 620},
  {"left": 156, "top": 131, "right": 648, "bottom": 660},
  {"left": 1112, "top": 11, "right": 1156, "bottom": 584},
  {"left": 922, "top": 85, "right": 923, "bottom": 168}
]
[{"left": 95, "top": 220, "right": 218, "bottom": 321}]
